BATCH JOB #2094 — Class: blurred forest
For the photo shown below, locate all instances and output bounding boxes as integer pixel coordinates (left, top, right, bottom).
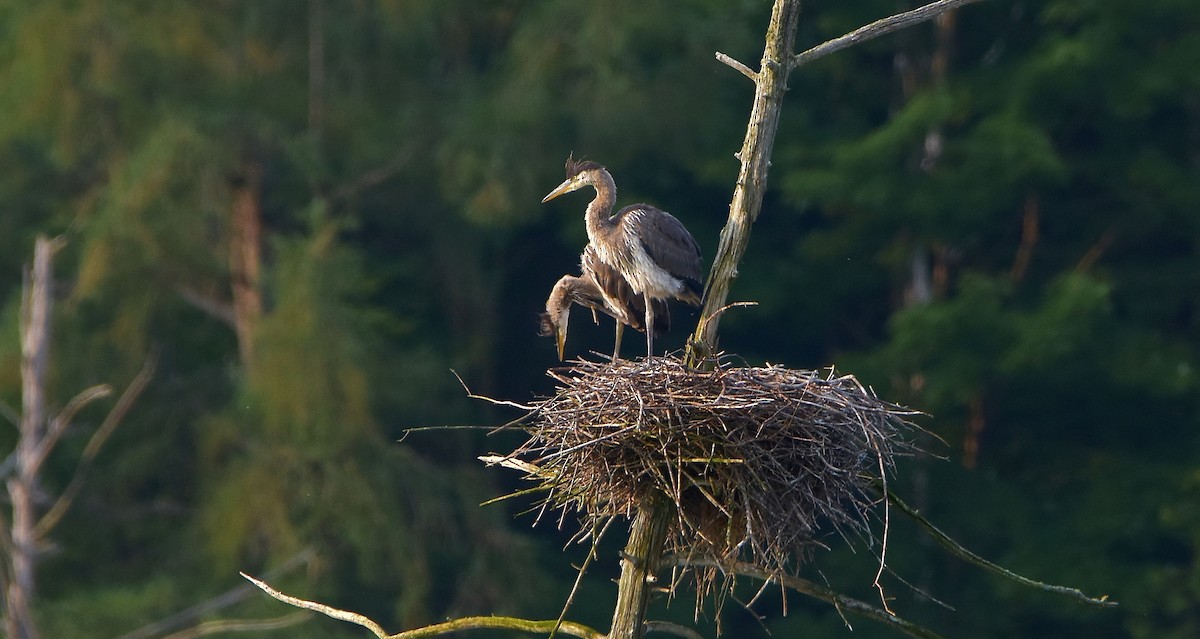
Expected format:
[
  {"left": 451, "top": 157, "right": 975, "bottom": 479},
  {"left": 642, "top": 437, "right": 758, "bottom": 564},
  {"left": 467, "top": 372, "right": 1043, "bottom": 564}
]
[{"left": 0, "top": 0, "right": 1197, "bottom": 637}]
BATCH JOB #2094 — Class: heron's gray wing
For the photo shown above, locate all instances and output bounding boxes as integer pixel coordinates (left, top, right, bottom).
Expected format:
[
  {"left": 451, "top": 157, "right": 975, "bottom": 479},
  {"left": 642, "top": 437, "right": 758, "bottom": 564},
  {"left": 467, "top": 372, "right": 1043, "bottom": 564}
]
[
  {"left": 581, "top": 244, "right": 646, "bottom": 332},
  {"left": 565, "top": 275, "right": 619, "bottom": 322},
  {"left": 622, "top": 204, "right": 704, "bottom": 304}
]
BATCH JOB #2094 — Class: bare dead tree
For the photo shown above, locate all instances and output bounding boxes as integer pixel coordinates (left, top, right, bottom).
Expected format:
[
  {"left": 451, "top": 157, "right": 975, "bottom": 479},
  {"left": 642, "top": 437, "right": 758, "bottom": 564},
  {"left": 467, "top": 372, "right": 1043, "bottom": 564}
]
[
  {"left": 1, "top": 236, "right": 155, "bottom": 639},
  {"left": 2, "top": 235, "right": 62, "bottom": 639}
]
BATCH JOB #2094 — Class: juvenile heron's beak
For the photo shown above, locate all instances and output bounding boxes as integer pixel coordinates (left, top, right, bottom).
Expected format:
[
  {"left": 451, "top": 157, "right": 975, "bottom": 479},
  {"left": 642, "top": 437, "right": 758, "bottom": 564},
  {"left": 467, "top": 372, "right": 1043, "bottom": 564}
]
[
  {"left": 555, "top": 312, "right": 569, "bottom": 360},
  {"left": 541, "top": 177, "right": 580, "bottom": 203}
]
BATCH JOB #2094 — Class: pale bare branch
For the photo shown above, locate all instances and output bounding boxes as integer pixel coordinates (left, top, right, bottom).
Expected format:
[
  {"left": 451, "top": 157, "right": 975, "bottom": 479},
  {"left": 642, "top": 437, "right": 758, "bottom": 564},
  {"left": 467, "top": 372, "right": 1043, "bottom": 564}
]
[
  {"left": 242, "top": 573, "right": 605, "bottom": 639},
  {"left": 792, "top": 0, "right": 987, "bottom": 69},
  {"left": 26, "top": 384, "right": 112, "bottom": 479},
  {"left": 715, "top": 52, "right": 756, "bottom": 81},
  {"left": 478, "top": 454, "right": 544, "bottom": 476},
  {"left": 885, "top": 489, "right": 1116, "bottom": 608},
  {"left": 176, "top": 285, "right": 237, "bottom": 328},
  {"left": 8, "top": 234, "right": 64, "bottom": 639},
  {"left": 452, "top": 369, "right": 535, "bottom": 411}
]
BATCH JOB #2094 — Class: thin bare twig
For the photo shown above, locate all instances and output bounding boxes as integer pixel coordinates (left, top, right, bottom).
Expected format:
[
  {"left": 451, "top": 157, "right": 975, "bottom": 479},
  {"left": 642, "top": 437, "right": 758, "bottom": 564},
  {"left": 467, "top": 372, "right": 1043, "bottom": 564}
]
[
  {"left": 715, "top": 52, "right": 756, "bottom": 81},
  {"left": 35, "top": 353, "right": 157, "bottom": 538},
  {"left": 885, "top": 489, "right": 1117, "bottom": 608},
  {"left": 176, "top": 285, "right": 237, "bottom": 328},
  {"left": 243, "top": 572, "right": 605, "bottom": 639},
  {"left": 26, "top": 385, "right": 112, "bottom": 480},
  {"left": 791, "top": 0, "right": 987, "bottom": 68},
  {"left": 551, "top": 517, "right": 613, "bottom": 639},
  {"left": 1074, "top": 230, "right": 1115, "bottom": 274},
  {"left": 452, "top": 369, "right": 535, "bottom": 411}
]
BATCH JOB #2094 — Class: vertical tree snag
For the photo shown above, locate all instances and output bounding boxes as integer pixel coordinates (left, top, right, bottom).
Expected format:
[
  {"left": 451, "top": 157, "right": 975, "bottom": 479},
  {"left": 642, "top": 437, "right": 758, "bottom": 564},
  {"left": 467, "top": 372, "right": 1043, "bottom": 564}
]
[
  {"left": 229, "top": 163, "right": 264, "bottom": 369},
  {"left": 689, "top": 0, "right": 986, "bottom": 367},
  {"left": 687, "top": 0, "right": 802, "bottom": 365},
  {"left": 4, "top": 235, "right": 62, "bottom": 639},
  {"left": 627, "top": 1, "right": 801, "bottom": 634},
  {"left": 607, "top": 497, "right": 672, "bottom": 639},
  {"left": 611, "top": 1, "right": 803, "bottom": 636},
  {"left": 3, "top": 239, "right": 152, "bottom": 639}
]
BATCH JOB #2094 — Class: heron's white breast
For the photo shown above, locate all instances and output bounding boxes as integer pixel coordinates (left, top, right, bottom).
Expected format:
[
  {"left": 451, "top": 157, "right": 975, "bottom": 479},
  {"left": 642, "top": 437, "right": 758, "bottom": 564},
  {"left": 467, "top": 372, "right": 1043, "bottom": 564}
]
[
  {"left": 587, "top": 210, "right": 686, "bottom": 301},
  {"left": 616, "top": 221, "right": 685, "bottom": 299}
]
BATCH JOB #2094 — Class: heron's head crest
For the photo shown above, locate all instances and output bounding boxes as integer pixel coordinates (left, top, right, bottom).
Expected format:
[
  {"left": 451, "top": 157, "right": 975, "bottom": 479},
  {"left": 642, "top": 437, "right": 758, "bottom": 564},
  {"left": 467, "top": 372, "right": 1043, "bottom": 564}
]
[{"left": 565, "top": 154, "right": 603, "bottom": 179}]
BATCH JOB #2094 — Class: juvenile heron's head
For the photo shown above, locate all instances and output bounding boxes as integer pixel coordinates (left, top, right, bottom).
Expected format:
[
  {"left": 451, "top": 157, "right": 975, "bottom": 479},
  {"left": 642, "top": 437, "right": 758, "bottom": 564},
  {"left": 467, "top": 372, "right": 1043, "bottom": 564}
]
[
  {"left": 539, "top": 275, "right": 576, "bottom": 360},
  {"left": 541, "top": 155, "right": 606, "bottom": 203}
]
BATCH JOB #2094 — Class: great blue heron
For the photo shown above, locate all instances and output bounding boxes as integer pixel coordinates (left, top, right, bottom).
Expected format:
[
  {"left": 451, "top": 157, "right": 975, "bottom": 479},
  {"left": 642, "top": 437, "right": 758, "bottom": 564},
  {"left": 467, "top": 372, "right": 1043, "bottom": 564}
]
[
  {"left": 542, "top": 157, "right": 703, "bottom": 356},
  {"left": 540, "top": 244, "right": 669, "bottom": 360}
]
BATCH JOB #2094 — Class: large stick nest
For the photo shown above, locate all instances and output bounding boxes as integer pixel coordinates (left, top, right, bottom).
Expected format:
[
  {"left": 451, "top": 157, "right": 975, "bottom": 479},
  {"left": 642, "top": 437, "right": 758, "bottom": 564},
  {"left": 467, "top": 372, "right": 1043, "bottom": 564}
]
[{"left": 498, "top": 355, "right": 921, "bottom": 581}]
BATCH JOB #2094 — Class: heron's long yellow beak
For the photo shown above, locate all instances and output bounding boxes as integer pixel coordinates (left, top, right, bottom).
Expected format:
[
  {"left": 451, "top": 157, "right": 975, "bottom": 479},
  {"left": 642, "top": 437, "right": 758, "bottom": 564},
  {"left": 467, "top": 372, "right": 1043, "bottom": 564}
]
[
  {"left": 555, "top": 307, "right": 571, "bottom": 360},
  {"left": 555, "top": 325, "right": 567, "bottom": 361},
  {"left": 541, "top": 178, "right": 578, "bottom": 203}
]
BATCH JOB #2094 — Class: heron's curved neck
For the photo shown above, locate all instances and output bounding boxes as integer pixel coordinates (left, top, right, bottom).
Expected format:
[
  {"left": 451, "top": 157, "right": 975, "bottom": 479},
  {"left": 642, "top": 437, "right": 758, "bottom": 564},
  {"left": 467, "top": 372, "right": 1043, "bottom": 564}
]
[
  {"left": 584, "top": 169, "right": 619, "bottom": 241},
  {"left": 547, "top": 276, "right": 572, "bottom": 315}
]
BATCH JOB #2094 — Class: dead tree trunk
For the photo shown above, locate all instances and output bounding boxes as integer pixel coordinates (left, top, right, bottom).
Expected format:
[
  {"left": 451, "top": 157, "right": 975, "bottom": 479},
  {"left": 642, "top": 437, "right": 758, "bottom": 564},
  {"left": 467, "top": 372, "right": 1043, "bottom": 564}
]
[
  {"left": 3, "top": 238, "right": 153, "bottom": 639},
  {"left": 615, "top": 1, "right": 804, "bottom": 635},
  {"left": 610, "top": 3, "right": 804, "bottom": 638},
  {"left": 4, "top": 235, "right": 62, "bottom": 639},
  {"left": 689, "top": 0, "right": 986, "bottom": 368},
  {"left": 687, "top": 0, "right": 802, "bottom": 366},
  {"left": 230, "top": 163, "right": 264, "bottom": 370},
  {"left": 607, "top": 496, "right": 672, "bottom": 639}
]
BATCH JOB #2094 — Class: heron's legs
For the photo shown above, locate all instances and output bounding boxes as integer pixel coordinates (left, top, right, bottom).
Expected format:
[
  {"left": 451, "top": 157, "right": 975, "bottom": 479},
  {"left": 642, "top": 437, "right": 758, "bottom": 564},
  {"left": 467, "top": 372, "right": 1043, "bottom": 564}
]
[
  {"left": 644, "top": 292, "right": 655, "bottom": 358},
  {"left": 612, "top": 322, "right": 624, "bottom": 361}
]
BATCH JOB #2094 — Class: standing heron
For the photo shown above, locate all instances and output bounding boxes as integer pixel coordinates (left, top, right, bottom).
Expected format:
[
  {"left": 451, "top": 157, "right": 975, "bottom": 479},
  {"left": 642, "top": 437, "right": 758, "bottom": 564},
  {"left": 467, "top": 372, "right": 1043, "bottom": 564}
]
[
  {"left": 540, "top": 244, "right": 670, "bottom": 360},
  {"left": 542, "top": 156, "right": 703, "bottom": 356}
]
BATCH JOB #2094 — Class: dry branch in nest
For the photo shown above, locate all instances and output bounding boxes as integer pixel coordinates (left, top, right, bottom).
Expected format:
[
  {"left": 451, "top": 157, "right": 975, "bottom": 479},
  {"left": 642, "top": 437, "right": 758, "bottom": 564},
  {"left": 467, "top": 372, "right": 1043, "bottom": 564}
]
[{"left": 491, "top": 354, "right": 922, "bottom": 600}]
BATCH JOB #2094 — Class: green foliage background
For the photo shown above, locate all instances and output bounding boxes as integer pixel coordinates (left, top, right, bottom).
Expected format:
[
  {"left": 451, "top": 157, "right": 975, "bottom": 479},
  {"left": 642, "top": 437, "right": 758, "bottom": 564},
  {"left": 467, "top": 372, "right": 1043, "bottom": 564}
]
[{"left": 0, "top": 0, "right": 1196, "bottom": 636}]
